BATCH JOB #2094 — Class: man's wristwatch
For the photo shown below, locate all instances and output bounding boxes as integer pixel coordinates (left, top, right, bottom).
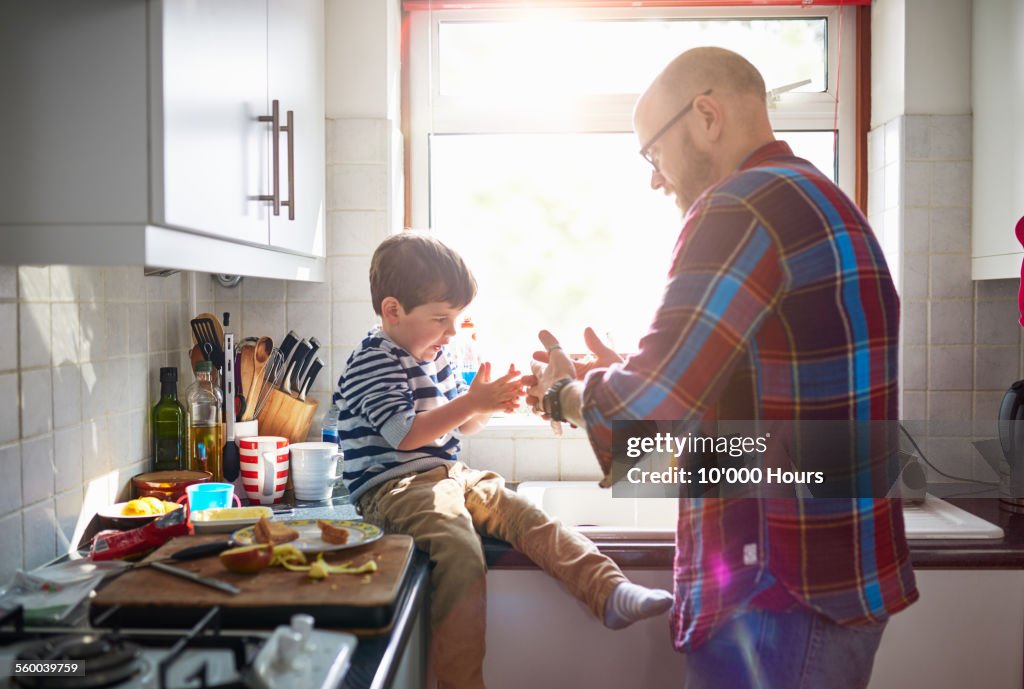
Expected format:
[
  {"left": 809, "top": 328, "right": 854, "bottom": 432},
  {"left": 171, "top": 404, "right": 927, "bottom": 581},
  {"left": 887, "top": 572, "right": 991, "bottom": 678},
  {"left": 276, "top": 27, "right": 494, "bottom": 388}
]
[{"left": 543, "top": 377, "right": 575, "bottom": 423}]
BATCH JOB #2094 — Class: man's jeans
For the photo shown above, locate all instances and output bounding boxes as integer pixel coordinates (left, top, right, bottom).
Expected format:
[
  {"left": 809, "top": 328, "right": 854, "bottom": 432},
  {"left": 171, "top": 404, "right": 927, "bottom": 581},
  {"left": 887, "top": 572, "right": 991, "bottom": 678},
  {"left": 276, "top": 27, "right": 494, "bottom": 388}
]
[{"left": 683, "top": 605, "right": 887, "bottom": 689}]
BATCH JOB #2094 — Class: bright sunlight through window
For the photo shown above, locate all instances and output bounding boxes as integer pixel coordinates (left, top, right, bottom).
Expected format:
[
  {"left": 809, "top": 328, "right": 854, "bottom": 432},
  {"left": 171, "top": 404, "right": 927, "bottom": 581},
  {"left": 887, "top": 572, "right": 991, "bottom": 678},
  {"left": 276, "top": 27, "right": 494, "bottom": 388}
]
[{"left": 408, "top": 7, "right": 855, "bottom": 368}]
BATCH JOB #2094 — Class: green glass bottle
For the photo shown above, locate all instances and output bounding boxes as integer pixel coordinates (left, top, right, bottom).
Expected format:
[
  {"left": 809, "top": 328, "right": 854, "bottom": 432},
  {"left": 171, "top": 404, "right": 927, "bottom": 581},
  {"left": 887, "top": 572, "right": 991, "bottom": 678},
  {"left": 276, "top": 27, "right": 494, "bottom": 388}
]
[{"left": 152, "top": 367, "right": 186, "bottom": 471}]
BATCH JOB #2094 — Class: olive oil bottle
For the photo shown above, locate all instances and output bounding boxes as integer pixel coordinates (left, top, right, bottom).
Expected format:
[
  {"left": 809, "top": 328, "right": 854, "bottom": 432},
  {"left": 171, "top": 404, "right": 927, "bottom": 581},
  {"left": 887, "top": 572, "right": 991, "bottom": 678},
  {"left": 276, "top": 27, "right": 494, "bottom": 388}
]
[
  {"left": 151, "top": 367, "right": 186, "bottom": 471},
  {"left": 186, "top": 361, "right": 223, "bottom": 480}
]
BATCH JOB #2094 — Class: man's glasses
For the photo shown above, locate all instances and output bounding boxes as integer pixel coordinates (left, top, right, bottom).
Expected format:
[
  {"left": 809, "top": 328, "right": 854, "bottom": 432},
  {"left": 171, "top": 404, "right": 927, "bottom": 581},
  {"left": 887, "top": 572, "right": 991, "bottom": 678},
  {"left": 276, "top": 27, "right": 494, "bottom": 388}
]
[{"left": 639, "top": 89, "right": 713, "bottom": 170}]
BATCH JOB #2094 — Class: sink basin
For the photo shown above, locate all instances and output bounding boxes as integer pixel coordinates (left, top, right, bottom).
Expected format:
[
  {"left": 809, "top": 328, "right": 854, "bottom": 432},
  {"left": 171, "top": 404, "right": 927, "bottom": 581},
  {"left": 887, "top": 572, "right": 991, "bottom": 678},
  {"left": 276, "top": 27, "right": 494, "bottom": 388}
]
[{"left": 517, "top": 481, "right": 1004, "bottom": 540}]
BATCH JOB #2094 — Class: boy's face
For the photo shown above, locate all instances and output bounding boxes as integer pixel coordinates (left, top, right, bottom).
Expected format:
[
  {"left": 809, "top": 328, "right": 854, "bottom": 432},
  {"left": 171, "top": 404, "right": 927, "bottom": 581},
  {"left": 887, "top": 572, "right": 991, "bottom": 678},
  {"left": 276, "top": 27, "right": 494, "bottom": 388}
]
[{"left": 383, "top": 299, "right": 462, "bottom": 362}]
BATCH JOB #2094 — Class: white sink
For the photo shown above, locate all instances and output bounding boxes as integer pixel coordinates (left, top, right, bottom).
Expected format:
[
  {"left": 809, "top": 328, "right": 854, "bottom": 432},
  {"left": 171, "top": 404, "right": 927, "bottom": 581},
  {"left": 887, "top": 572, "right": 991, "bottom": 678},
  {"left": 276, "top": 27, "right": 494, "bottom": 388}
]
[{"left": 517, "top": 482, "right": 1004, "bottom": 540}]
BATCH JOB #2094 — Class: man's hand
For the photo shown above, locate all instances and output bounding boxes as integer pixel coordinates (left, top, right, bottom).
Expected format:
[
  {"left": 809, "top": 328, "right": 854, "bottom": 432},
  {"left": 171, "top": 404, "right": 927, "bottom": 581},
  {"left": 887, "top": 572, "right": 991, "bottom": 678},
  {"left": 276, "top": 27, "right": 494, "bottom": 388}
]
[
  {"left": 464, "top": 362, "right": 522, "bottom": 414},
  {"left": 524, "top": 328, "right": 624, "bottom": 412},
  {"left": 523, "top": 330, "right": 576, "bottom": 415}
]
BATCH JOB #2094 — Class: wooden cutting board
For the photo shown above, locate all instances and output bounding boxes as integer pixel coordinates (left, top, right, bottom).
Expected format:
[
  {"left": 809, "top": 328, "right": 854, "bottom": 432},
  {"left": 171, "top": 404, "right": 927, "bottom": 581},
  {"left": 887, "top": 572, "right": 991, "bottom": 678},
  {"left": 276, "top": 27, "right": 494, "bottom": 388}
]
[{"left": 90, "top": 533, "right": 415, "bottom": 633}]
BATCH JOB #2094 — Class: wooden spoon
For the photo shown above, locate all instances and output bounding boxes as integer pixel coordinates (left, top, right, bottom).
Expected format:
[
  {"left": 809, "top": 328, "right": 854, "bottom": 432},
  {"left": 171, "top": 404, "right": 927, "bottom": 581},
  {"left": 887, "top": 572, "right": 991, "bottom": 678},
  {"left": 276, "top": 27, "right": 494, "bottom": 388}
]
[
  {"left": 238, "top": 343, "right": 256, "bottom": 420},
  {"left": 245, "top": 337, "right": 273, "bottom": 419}
]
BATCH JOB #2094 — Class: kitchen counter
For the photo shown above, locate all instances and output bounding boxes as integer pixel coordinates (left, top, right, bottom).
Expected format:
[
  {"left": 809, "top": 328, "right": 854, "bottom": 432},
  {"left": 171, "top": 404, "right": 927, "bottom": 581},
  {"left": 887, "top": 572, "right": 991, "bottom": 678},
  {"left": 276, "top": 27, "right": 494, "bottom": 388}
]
[{"left": 482, "top": 489, "right": 1024, "bottom": 570}]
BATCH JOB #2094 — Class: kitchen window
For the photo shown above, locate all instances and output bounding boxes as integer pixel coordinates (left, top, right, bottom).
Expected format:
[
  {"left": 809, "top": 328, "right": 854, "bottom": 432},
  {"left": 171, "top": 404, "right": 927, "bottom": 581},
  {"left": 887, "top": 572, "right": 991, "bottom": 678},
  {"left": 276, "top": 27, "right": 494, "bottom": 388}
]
[{"left": 407, "top": 6, "right": 858, "bottom": 364}]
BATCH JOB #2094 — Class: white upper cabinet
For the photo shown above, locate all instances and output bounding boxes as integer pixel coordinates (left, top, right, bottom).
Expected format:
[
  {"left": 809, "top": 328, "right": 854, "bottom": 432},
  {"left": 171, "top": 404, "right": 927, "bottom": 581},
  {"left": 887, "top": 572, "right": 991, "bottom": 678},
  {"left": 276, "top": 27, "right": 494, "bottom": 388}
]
[
  {"left": 0, "top": 0, "right": 325, "bottom": 280},
  {"left": 972, "top": 0, "right": 1024, "bottom": 280}
]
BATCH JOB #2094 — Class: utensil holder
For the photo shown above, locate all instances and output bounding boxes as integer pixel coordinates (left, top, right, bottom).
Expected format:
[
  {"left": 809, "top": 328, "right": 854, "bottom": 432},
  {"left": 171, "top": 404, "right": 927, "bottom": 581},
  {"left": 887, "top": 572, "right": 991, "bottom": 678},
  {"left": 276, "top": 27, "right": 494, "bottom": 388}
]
[{"left": 256, "top": 389, "right": 318, "bottom": 443}]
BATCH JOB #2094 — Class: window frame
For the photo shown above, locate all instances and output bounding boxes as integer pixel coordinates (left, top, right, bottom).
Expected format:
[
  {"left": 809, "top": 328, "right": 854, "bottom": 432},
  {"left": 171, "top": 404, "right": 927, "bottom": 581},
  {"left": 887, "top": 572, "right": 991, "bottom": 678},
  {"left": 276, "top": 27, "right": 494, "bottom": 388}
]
[{"left": 406, "top": 4, "right": 859, "bottom": 228}]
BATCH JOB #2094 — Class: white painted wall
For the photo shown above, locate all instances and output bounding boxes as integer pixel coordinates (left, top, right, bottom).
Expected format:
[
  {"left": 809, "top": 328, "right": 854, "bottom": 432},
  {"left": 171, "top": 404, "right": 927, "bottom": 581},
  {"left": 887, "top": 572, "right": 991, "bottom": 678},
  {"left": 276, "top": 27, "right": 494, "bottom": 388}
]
[
  {"left": 905, "top": 0, "right": 972, "bottom": 115},
  {"left": 871, "top": 0, "right": 906, "bottom": 127},
  {"left": 324, "top": 0, "right": 402, "bottom": 118}
]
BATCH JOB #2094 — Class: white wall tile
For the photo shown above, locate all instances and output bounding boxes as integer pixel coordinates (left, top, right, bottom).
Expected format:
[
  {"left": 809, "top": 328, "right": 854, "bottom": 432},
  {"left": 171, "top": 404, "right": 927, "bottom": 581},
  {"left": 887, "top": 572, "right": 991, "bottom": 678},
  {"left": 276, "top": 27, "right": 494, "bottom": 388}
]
[
  {"left": 51, "top": 303, "right": 80, "bottom": 366},
  {"left": 868, "top": 128, "right": 884, "bottom": 173},
  {"left": 901, "top": 391, "right": 926, "bottom": 421},
  {"left": 903, "top": 162, "right": 930, "bottom": 207},
  {"left": 0, "top": 267, "right": 16, "bottom": 300},
  {"left": 0, "top": 513, "right": 24, "bottom": 582},
  {"left": 329, "top": 164, "right": 388, "bottom": 211},
  {"left": 514, "top": 438, "right": 559, "bottom": 481},
  {"left": 287, "top": 303, "right": 332, "bottom": 354},
  {"left": 868, "top": 167, "right": 884, "bottom": 217},
  {"left": 976, "top": 298, "right": 1020, "bottom": 346},
  {"left": 902, "top": 255, "right": 929, "bottom": 300},
  {"left": 0, "top": 445, "right": 22, "bottom": 515},
  {"left": 147, "top": 302, "right": 168, "bottom": 353},
  {"left": 80, "top": 361, "right": 107, "bottom": 417},
  {"left": 79, "top": 303, "right": 106, "bottom": 362},
  {"left": 559, "top": 439, "right": 603, "bottom": 481},
  {"left": 928, "top": 346, "right": 973, "bottom": 390},
  {"left": 286, "top": 275, "right": 332, "bottom": 303},
  {"left": 21, "top": 368, "right": 53, "bottom": 438},
  {"left": 926, "top": 391, "right": 972, "bottom": 422},
  {"left": 930, "top": 115, "right": 971, "bottom": 160},
  {"left": 0, "top": 303, "right": 17, "bottom": 372},
  {"left": 19, "top": 303, "right": 51, "bottom": 369},
  {"left": 243, "top": 278, "right": 286, "bottom": 302},
  {"left": 21, "top": 434, "right": 54, "bottom": 505},
  {"left": 82, "top": 418, "right": 108, "bottom": 481},
  {"left": 930, "top": 162, "right": 971, "bottom": 208},
  {"left": 105, "top": 267, "right": 146, "bottom": 303},
  {"left": 0, "top": 374, "right": 18, "bottom": 445},
  {"left": 241, "top": 301, "right": 286, "bottom": 341},
  {"left": 55, "top": 488, "right": 84, "bottom": 551},
  {"left": 903, "top": 208, "right": 929, "bottom": 256},
  {"left": 975, "top": 347, "right": 1021, "bottom": 390},
  {"left": 18, "top": 267, "right": 50, "bottom": 301},
  {"left": 126, "top": 303, "right": 148, "bottom": 358},
  {"left": 22, "top": 502, "right": 57, "bottom": 569},
  {"left": 903, "top": 347, "right": 928, "bottom": 390},
  {"left": 975, "top": 390, "right": 1008, "bottom": 420},
  {"left": 328, "top": 210, "right": 389, "bottom": 256},
  {"left": 49, "top": 267, "right": 76, "bottom": 303},
  {"left": 930, "top": 207, "right": 970, "bottom": 254},
  {"left": 52, "top": 365, "right": 82, "bottom": 429},
  {"left": 54, "top": 425, "right": 83, "bottom": 494},
  {"left": 884, "top": 117, "right": 902, "bottom": 167},
  {"left": 461, "top": 437, "right": 514, "bottom": 476},
  {"left": 104, "top": 303, "right": 128, "bottom": 358},
  {"left": 330, "top": 256, "right": 372, "bottom": 302},
  {"left": 928, "top": 301, "right": 972, "bottom": 345},
  {"left": 329, "top": 119, "right": 388, "bottom": 164},
  {"left": 332, "top": 301, "right": 377, "bottom": 348},
  {"left": 128, "top": 356, "right": 149, "bottom": 411},
  {"left": 883, "top": 162, "right": 901, "bottom": 211},
  {"left": 904, "top": 115, "right": 930, "bottom": 160},
  {"left": 902, "top": 301, "right": 927, "bottom": 346},
  {"left": 930, "top": 255, "right": 973, "bottom": 299},
  {"left": 70, "top": 266, "right": 104, "bottom": 303},
  {"left": 976, "top": 279, "right": 1019, "bottom": 301}
]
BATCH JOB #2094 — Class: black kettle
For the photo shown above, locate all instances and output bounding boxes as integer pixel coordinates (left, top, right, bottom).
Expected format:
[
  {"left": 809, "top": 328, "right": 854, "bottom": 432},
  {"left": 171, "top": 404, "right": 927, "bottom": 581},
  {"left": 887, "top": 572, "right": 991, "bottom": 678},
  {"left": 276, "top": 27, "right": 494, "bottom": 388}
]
[{"left": 998, "top": 380, "right": 1024, "bottom": 503}]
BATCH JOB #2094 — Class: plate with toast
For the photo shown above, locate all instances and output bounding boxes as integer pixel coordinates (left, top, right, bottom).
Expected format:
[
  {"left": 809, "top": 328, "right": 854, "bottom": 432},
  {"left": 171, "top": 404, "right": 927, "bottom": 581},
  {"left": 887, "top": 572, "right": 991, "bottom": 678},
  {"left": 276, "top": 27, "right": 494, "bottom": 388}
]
[{"left": 230, "top": 517, "right": 384, "bottom": 553}]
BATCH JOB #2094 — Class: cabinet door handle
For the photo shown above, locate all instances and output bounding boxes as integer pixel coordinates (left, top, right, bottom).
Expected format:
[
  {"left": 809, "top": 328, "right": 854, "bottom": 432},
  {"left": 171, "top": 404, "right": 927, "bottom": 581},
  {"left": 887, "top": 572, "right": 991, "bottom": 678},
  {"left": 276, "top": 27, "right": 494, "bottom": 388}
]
[
  {"left": 281, "top": 109, "right": 295, "bottom": 221},
  {"left": 257, "top": 99, "right": 281, "bottom": 215}
]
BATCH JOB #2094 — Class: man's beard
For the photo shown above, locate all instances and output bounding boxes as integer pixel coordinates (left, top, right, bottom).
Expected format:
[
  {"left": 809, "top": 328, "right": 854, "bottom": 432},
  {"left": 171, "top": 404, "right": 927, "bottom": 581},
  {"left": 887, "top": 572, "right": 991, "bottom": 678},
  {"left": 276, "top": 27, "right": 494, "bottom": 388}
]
[{"left": 672, "top": 129, "right": 716, "bottom": 216}]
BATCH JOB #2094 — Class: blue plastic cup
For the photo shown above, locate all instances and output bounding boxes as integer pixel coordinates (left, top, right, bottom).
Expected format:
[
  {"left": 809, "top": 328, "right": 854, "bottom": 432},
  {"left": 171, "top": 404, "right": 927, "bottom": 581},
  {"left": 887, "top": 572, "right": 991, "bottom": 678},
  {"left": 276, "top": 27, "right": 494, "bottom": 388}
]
[{"left": 185, "top": 482, "right": 238, "bottom": 512}]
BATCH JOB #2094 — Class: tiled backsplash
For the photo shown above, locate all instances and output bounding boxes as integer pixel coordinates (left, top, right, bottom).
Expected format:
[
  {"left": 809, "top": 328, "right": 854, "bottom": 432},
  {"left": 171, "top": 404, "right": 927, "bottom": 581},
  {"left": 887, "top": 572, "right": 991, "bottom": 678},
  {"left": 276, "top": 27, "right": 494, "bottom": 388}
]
[
  {"left": 868, "top": 114, "right": 1023, "bottom": 481},
  {"left": 0, "top": 266, "right": 193, "bottom": 580}
]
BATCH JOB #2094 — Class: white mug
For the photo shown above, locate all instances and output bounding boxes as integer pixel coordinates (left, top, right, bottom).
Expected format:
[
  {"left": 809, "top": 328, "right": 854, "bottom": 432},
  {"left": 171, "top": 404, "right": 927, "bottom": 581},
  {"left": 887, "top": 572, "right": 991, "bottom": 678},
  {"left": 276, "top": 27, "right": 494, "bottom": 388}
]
[{"left": 290, "top": 442, "right": 344, "bottom": 502}]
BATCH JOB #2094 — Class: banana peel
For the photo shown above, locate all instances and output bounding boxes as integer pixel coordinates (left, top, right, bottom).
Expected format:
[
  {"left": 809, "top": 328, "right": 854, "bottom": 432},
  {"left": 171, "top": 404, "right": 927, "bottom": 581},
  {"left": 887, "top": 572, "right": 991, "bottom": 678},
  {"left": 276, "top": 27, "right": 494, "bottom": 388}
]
[
  {"left": 281, "top": 552, "right": 378, "bottom": 580},
  {"left": 270, "top": 543, "right": 307, "bottom": 567}
]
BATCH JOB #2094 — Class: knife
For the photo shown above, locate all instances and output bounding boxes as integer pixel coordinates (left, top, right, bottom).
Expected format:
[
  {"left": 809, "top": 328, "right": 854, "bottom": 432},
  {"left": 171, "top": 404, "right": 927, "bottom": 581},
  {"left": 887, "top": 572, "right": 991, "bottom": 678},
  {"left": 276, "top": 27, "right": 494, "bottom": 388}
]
[
  {"left": 297, "top": 358, "right": 324, "bottom": 401},
  {"left": 297, "top": 337, "right": 321, "bottom": 384},
  {"left": 283, "top": 339, "right": 311, "bottom": 394},
  {"left": 149, "top": 561, "right": 241, "bottom": 595}
]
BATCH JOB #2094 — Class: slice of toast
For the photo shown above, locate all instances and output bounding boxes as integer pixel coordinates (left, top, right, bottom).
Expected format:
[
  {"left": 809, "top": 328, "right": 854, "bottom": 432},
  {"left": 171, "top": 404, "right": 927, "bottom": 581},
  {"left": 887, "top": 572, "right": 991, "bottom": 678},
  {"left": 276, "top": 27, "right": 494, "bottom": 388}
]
[
  {"left": 253, "top": 517, "right": 300, "bottom": 545},
  {"left": 317, "top": 519, "right": 350, "bottom": 545}
]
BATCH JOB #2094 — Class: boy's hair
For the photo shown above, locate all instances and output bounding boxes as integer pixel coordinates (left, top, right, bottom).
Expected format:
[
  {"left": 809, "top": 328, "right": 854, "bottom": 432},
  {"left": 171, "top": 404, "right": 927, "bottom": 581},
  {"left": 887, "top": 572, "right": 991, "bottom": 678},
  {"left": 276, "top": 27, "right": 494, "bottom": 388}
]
[{"left": 369, "top": 232, "right": 477, "bottom": 314}]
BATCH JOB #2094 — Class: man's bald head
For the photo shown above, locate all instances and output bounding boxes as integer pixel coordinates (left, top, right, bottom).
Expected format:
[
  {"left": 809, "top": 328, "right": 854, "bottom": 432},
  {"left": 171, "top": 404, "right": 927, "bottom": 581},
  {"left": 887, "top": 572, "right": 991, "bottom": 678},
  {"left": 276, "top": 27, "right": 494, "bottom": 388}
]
[{"left": 634, "top": 47, "right": 776, "bottom": 214}]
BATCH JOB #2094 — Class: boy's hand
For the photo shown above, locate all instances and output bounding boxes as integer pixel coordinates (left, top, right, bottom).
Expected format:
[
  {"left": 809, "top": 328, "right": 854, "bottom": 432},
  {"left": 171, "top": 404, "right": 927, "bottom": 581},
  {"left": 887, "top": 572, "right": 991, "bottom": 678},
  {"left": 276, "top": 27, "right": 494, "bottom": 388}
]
[{"left": 465, "top": 362, "right": 523, "bottom": 414}]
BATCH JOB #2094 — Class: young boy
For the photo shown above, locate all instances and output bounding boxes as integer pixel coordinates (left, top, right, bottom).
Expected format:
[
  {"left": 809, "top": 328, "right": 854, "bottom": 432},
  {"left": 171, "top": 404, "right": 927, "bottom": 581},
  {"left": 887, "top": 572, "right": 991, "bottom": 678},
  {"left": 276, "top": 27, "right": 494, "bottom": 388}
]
[{"left": 337, "top": 233, "right": 672, "bottom": 689}]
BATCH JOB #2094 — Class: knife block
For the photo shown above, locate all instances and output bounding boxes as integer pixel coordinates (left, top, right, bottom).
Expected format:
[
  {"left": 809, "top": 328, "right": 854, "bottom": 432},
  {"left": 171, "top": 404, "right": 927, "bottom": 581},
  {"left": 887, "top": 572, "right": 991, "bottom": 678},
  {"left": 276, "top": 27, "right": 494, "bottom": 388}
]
[{"left": 256, "top": 389, "right": 318, "bottom": 443}]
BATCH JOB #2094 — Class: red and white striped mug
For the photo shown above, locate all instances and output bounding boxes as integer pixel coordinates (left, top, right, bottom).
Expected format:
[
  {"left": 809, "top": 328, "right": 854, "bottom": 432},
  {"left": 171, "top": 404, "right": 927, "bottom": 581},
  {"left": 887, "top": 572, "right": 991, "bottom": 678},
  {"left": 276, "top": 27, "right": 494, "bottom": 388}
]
[{"left": 238, "top": 436, "right": 289, "bottom": 505}]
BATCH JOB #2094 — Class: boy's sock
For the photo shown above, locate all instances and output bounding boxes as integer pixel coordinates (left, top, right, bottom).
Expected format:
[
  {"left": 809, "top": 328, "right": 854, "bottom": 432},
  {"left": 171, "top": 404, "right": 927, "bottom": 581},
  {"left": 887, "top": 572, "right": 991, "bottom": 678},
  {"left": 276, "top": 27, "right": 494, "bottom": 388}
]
[{"left": 603, "top": 582, "right": 674, "bottom": 630}]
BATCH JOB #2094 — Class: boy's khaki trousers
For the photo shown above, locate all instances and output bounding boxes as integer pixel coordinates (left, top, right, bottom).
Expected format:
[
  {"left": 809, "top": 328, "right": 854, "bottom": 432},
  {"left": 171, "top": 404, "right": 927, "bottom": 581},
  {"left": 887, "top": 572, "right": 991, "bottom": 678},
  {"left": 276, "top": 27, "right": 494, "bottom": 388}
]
[{"left": 358, "top": 462, "right": 627, "bottom": 689}]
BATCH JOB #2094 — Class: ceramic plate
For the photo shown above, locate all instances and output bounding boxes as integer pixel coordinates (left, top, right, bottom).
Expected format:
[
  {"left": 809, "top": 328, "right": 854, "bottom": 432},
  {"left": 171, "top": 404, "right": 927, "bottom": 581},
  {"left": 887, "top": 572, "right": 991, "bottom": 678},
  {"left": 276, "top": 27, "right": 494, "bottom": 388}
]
[
  {"left": 230, "top": 519, "right": 383, "bottom": 553},
  {"left": 191, "top": 506, "right": 274, "bottom": 534},
  {"left": 97, "top": 501, "right": 183, "bottom": 522}
]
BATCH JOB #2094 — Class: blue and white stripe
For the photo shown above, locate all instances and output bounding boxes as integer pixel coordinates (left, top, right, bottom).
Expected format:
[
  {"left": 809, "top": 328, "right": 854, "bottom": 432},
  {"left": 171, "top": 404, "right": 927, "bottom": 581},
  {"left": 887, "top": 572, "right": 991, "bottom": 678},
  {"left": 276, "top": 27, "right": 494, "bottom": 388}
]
[{"left": 337, "top": 327, "right": 463, "bottom": 502}]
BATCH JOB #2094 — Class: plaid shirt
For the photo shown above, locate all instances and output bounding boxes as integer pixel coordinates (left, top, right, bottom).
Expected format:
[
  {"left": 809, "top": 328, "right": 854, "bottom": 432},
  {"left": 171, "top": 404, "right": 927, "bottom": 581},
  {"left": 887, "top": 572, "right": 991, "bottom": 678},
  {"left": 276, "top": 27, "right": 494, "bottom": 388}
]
[{"left": 581, "top": 141, "right": 918, "bottom": 650}]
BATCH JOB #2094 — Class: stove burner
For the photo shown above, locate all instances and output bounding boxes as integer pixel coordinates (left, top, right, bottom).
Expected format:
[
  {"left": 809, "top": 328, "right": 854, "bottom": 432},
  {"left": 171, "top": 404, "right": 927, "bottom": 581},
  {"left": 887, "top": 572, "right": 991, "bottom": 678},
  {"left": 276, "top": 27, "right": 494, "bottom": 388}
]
[{"left": 14, "top": 634, "right": 145, "bottom": 689}]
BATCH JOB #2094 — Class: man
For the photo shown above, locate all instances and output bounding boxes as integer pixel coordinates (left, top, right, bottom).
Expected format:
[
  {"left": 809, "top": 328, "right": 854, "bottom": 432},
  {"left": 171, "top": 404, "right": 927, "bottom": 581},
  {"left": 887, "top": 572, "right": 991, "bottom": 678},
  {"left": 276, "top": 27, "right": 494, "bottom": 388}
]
[{"left": 526, "top": 47, "right": 918, "bottom": 689}]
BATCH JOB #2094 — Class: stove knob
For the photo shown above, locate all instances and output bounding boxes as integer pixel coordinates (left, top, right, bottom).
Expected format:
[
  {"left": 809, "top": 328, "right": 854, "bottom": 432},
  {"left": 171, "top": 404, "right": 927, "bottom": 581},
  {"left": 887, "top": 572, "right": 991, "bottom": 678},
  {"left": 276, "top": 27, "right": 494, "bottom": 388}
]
[
  {"left": 275, "top": 630, "right": 302, "bottom": 670},
  {"left": 290, "top": 613, "right": 314, "bottom": 644}
]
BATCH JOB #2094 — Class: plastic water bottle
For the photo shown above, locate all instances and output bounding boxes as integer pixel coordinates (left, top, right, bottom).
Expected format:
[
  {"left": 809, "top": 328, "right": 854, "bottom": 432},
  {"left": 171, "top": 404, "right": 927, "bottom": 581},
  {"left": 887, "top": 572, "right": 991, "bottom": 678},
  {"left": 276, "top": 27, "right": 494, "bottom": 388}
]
[
  {"left": 455, "top": 317, "right": 480, "bottom": 386},
  {"left": 321, "top": 399, "right": 340, "bottom": 445}
]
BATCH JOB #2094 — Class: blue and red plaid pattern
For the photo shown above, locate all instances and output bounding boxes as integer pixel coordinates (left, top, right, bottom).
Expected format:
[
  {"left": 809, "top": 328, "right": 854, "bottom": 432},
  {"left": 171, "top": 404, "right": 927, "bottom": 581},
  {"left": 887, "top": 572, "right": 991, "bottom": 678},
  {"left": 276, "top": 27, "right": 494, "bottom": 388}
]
[{"left": 581, "top": 141, "right": 918, "bottom": 650}]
